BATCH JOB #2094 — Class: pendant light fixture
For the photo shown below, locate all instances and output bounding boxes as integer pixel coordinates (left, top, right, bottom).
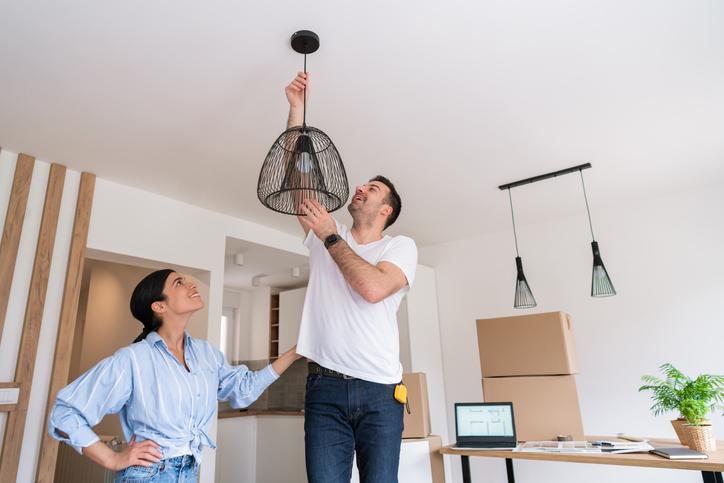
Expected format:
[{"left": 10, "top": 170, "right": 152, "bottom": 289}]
[
  {"left": 499, "top": 162, "right": 617, "bottom": 307},
  {"left": 507, "top": 188, "right": 537, "bottom": 309},
  {"left": 579, "top": 169, "right": 616, "bottom": 297},
  {"left": 257, "top": 30, "right": 349, "bottom": 215}
]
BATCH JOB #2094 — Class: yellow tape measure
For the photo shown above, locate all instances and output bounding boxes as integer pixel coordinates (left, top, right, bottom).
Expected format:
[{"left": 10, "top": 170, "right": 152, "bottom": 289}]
[{"left": 394, "top": 383, "right": 411, "bottom": 414}]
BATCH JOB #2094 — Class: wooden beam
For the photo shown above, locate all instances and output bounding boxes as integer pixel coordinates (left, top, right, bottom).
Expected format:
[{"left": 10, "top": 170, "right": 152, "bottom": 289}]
[
  {"left": 0, "top": 163, "right": 66, "bottom": 483},
  {"left": 35, "top": 172, "right": 95, "bottom": 483},
  {"left": 0, "top": 154, "right": 35, "bottom": 344}
]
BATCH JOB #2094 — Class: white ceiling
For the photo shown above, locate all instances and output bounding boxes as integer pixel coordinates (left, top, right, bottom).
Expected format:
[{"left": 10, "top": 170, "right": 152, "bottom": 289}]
[
  {"left": 1, "top": 1, "right": 723, "bottom": 246},
  {"left": 224, "top": 237, "right": 308, "bottom": 290}
]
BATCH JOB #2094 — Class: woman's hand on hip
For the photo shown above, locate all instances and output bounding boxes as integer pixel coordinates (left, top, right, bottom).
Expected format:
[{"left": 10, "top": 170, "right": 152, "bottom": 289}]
[{"left": 111, "top": 436, "right": 163, "bottom": 471}]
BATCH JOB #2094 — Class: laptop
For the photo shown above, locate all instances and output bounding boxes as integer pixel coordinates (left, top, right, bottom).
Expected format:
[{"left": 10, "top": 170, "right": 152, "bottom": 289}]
[{"left": 453, "top": 402, "right": 517, "bottom": 450}]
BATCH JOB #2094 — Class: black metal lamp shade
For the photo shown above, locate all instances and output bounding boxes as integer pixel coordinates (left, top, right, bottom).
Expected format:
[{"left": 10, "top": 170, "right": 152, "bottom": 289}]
[
  {"left": 514, "top": 256, "right": 537, "bottom": 309},
  {"left": 257, "top": 126, "right": 349, "bottom": 215},
  {"left": 591, "top": 241, "right": 616, "bottom": 297}
]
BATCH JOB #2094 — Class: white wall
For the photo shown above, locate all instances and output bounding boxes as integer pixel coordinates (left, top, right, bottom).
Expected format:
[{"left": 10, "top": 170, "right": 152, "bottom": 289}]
[
  {"left": 0, "top": 150, "right": 306, "bottom": 483},
  {"left": 419, "top": 183, "right": 724, "bottom": 483},
  {"left": 222, "top": 288, "right": 253, "bottom": 362}
]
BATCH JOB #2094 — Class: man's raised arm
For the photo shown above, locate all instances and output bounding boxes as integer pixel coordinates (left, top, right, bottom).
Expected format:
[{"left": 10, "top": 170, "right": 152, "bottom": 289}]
[{"left": 285, "top": 72, "right": 312, "bottom": 236}]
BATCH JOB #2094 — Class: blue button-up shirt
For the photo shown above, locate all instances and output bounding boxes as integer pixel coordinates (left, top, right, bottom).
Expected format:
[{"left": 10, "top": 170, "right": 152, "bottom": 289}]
[{"left": 48, "top": 331, "right": 278, "bottom": 462}]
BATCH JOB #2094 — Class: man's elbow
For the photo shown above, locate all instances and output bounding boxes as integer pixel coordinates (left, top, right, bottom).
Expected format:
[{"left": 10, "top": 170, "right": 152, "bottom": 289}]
[{"left": 358, "top": 285, "right": 386, "bottom": 304}]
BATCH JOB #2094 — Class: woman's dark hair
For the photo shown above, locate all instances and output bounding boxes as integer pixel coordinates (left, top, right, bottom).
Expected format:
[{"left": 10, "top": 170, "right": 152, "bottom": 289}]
[{"left": 130, "top": 269, "right": 174, "bottom": 343}]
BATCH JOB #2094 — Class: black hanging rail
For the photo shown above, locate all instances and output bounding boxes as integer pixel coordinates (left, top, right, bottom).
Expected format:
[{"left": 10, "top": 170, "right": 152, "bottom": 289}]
[{"left": 498, "top": 163, "right": 592, "bottom": 191}]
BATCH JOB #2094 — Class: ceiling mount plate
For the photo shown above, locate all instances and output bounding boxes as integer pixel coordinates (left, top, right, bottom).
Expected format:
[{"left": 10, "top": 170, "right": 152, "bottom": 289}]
[{"left": 291, "top": 30, "right": 320, "bottom": 54}]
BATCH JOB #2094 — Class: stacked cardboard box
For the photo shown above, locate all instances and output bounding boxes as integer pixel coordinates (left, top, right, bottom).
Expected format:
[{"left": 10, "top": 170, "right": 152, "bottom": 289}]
[
  {"left": 402, "top": 372, "right": 432, "bottom": 439},
  {"left": 477, "top": 311, "right": 584, "bottom": 441}
]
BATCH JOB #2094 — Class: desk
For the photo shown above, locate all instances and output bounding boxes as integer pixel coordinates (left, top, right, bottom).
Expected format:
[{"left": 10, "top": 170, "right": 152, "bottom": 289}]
[{"left": 440, "top": 436, "right": 724, "bottom": 483}]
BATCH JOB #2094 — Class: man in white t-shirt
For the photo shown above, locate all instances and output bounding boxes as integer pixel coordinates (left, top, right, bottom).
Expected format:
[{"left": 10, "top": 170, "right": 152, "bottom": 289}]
[{"left": 285, "top": 72, "right": 418, "bottom": 483}]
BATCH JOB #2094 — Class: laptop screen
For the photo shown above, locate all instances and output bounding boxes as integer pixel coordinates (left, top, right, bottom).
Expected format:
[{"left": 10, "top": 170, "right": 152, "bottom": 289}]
[{"left": 455, "top": 402, "right": 516, "bottom": 444}]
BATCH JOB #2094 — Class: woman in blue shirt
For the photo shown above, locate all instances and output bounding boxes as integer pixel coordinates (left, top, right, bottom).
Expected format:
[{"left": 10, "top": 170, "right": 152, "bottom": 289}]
[{"left": 49, "top": 268, "right": 300, "bottom": 482}]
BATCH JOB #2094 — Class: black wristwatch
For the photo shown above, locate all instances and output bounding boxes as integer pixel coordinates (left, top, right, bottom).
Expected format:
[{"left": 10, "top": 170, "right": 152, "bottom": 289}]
[{"left": 324, "top": 233, "right": 341, "bottom": 249}]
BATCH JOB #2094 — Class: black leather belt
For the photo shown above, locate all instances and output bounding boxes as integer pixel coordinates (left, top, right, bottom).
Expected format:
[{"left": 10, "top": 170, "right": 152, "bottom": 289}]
[{"left": 308, "top": 362, "right": 355, "bottom": 380}]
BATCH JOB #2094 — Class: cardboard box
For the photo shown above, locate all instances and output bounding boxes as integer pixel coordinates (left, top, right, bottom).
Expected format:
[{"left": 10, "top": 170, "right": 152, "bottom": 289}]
[
  {"left": 482, "top": 375, "right": 584, "bottom": 441},
  {"left": 402, "top": 373, "right": 432, "bottom": 439},
  {"left": 476, "top": 311, "right": 578, "bottom": 377}
]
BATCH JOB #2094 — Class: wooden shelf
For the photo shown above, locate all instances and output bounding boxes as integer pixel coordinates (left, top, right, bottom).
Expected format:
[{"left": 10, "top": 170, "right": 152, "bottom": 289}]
[{"left": 269, "top": 294, "right": 281, "bottom": 358}]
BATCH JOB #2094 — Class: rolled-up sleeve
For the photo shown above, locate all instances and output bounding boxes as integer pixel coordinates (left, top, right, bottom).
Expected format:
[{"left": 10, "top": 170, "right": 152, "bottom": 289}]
[
  {"left": 216, "top": 351, "right": 279, "bottom": 409},
  {"left": 48, "top": 348, "right": 132, "bottom": 454}
]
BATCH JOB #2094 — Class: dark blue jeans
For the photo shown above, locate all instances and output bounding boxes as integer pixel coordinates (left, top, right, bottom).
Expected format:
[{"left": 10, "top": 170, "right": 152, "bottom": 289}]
[{"left": 304, "top": 373, "right": 404, "bottom": 483}]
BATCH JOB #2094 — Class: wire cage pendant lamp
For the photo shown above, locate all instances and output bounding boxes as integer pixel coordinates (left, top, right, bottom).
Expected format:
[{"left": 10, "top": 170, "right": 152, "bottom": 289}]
[
  {"left": 507, "top": 189, "right": 537, "bottom": 309},
  {"left": 257, "top": 30, "right": 349, "bottom": 215},
  {"left": 579, "top": 170, "right": 616, "bottom": 297}
]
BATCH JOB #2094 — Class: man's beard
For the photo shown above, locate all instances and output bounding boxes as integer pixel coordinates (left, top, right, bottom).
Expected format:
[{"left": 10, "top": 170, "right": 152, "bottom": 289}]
[{"left": 348, "top": 202, "right": 376, "bottom": 227}]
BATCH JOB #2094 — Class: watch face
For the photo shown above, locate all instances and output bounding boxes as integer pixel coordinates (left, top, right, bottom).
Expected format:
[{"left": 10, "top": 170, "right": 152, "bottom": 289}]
[{"left": 324, "top": 234, "right": 340, "bottom": 248}]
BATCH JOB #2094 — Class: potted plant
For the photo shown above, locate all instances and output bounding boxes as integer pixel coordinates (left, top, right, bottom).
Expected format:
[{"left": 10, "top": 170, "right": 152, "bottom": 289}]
[
  {"left": 679, "top": 398, "right": 716, "bottom": 452},
  {"left": 639, "top": 363, "right": 724, "bottom": 447}
]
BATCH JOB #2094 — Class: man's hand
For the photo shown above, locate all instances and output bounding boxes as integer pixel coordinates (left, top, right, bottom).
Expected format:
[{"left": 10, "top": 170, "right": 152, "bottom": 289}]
[
  {"left": 285, "top": 72, "right": 308, "bottom": 109},
  {"left": 299, "top": 198, "right": 337, "bottom": 241},
  {"left": 110, "top": 436, "right": 162, "bottom": 471},
  {"left": 286, "top": 72, "right": 308, "bottom": 128}
]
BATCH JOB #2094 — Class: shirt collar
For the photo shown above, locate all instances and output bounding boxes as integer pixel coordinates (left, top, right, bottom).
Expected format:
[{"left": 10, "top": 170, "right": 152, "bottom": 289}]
[{"left": 145, "top": 330, "right": 193, "bottom": 350}]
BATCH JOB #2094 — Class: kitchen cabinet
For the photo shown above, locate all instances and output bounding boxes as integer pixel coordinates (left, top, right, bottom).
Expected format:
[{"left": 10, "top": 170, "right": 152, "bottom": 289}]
[{"left": 278, "top": 286, "right": 306, "bottom": 353}]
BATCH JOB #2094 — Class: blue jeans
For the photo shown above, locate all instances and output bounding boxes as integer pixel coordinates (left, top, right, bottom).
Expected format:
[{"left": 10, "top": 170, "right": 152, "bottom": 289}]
[
  {"left": 115, "top": 455, "right": 198, "bottom": 483},
  {"left": 304, "top": 373, "right": 404, "bottom": 483}
]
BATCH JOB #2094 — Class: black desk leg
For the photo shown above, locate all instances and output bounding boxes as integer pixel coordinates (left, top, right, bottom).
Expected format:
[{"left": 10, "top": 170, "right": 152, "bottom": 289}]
[
  {"left": 701, "top": 472, "right": 723, "bottom": 483},
  {"left": 459, "top": 456, "right": 515, "bottom": 483},
  {"left": 506, "top": 458, "right": 515, "bottom": 483},
  {"left": 461, "top": 455, "right": 471, "bottom": 483}
]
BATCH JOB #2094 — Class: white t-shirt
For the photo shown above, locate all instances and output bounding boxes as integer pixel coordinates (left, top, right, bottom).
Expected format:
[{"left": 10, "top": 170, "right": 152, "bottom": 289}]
[{"left": 296, "top": 221, "right": 418, "bottom": 384}]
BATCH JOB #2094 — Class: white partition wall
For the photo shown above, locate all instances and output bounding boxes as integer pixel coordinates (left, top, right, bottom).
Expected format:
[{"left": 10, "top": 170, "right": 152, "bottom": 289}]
[{"left": 400, "top": 264, "right": 452, "bottom": 483}]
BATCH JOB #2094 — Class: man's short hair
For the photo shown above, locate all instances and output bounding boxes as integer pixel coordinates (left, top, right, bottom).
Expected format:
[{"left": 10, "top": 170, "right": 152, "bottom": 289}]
[{"left": 370, "top": 175, "right": 401, "bottom": 229}]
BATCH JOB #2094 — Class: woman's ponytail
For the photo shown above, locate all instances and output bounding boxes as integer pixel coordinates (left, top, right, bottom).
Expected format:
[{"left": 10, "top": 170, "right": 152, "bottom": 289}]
[{"left": 130, "top": 269, "right": 174, "bottom": 343}]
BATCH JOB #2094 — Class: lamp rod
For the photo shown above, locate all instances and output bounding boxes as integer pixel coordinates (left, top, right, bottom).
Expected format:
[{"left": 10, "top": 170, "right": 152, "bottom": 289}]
[{"left": 498, "top": 163, "right": 592, "bottom": 191}]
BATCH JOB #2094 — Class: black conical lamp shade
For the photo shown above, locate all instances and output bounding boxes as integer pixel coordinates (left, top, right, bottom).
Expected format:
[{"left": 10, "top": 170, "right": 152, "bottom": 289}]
[
  {"left": 257, "top": 30, "right": 349, "bottom": 215},
  {"left": 591, "top": 241, "right": 616, "bottom": 297},
  {"left": 579, "top": 170, "right": 616, "bottom": 297},
  {"left": 514, "top": 256, "right": 537, "bottom": 309}
]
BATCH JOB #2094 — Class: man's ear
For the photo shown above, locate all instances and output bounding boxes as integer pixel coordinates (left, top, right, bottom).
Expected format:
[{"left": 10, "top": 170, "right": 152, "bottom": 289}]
[{"left": 380, "top": 205, "right": 393, "bottom": 218}]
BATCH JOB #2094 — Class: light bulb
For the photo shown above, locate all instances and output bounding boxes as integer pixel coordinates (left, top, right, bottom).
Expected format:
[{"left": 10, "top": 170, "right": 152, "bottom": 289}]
[{"left": 296, "top": 152, "right": 312, "bottom": 173}]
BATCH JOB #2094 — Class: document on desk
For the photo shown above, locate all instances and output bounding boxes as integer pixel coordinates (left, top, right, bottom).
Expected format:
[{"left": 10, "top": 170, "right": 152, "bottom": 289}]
[
  {"left": 591, "top": 441, "right": 655, "bottom": 454},
  {"left": 514, "top": 441, "right": 654, "bottom": 454},
  {"left": 515, "top": 441, "right": 601, "bottom": 453}
]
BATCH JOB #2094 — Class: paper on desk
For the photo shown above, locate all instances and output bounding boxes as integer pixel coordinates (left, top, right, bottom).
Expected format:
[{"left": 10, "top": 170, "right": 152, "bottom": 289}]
[
  {"left": 515, "top": 441, "right": 601, "bottom": 453},
  {"left": 597, "top": 442, "right": 655, "bottom": 454},
  {"left": 514, "top": 441, "right": 654, "bottom": 454}
]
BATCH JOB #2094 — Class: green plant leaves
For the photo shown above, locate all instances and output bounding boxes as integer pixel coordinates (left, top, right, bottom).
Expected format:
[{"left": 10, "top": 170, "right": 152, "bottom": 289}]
[{"left": 639, "top": 363, "right": 724, "bottom": 419}]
